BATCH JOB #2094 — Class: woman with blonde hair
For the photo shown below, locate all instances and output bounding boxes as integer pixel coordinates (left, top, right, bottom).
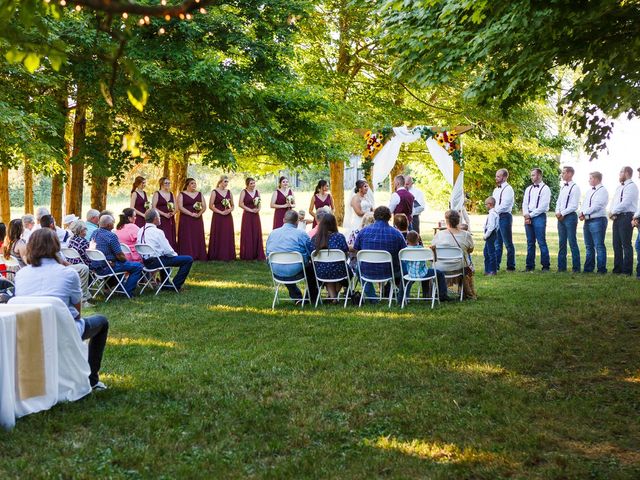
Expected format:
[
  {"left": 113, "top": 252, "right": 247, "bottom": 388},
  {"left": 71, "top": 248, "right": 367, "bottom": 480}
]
[
  {"left": 208, "top": 175, "right": 235, "bottom": 261},
  {"left": 129, "top": 175, "right": 148, "bottom": 228},
  {"left": 152, "top": 177, "right": 177, "bottom": 249}
]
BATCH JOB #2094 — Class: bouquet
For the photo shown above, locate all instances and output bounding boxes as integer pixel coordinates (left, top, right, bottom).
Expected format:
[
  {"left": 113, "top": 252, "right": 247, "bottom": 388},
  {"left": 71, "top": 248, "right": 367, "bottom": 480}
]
[
  {"left": 221, "top": 198, "right": 231, "bottom": 209},
  {"left": 144, "top": 201, "right": 151, "bottom": 210},
  {"left": 167, "top": 201, "right": 175, "bottom": 211},
  {"left": 193, "top": 201, "right": 202, "bottom": 212},
  {"left": 286, "top": 195, "right": 295, "bottom": 206},
  {"left": 253, "top": 196, "right": 261, "bottom": 207}
]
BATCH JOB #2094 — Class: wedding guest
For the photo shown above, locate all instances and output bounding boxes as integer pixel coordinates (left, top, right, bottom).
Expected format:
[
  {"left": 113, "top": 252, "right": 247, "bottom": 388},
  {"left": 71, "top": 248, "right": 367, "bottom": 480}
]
[
  {"left": 61, "top": 214, "right": 79, "bottom": 247},
  {"left": 483, "top": 197, "right": 499, "bottom": 275},
  {"left": 403, "top": 230, "right": 448, "bottom": 301},
  {"left": 67, "top": 220, "right": 92, "bottom": 267},
  {"left": 33, "top": 207, "right": 68, "bottom": 246},
  {"left": 137, "top": 209, "right": 194, "bottom": 291},
  {"left": 389, "top": 175, "right": 414, "bottom": 229},
  {"left": 309, "top": 207, "right": 331, "bottom": 239},
  {"left": 555, "top": 166, "right": 581, "bottom": 272},
  {"left": 92, "top": 215, "right": 143, "bottom": 297},
  {"left": 405, "top": 176, "right": 426, "bottom": 234},
  {"left": 177, "top": 178, "right": 207, "bottom": 261},
  {"left": 313, "top": 213, "right": 349, "bottom": 300},
  {"left": 492, "top": 168, "right": 516, "bottom": 271},
  {"left": 347, "top": 212, "right": 375, "bottom": 271},
  {"left": 239, "top": 177, "right": 265, "bottom": 261},
  {"left": 0, "top": 222, "right": 5, "bottom": 277},
  {"left": 208, "top": 175, "right": 236, "bottom": 261},
  {"left": 130, "top": 175, "right": 149, "bottom": 228},
  {"left": 85, "top": 209, "right": 100, "bottom": 240},
  {"left": 297, "top": 210, "right": 312, "bottom": 231},
  {"left": 393, "top": 213, "right": 410, "bottom": 240},
  {"left": 266, "top": 210, "right": 318, "bottom": 301},
  {"left": 15, "top": 228, "right": 109, "bottom": 390},
  {"left": 609, "top": 166, "right": 638, "bottom": 275},
  {"left": 580, "top": 171, "right": 609, "bottom": 274},
  {"left": 271, "top": 176, "right": 294, "bottom": 230},
  {"left": 152, "top": 177, "right": 177, "bottom": 249},
  {"left": 4, "top": 219, "right": 27, "bottom": 270},
  {"left": 309, "top": 179, "right": 334, "bottom": 227},
  {"left": 115, "top": 208, "right": 141, "bottom": 262},
  {"left": 21, "top": 214, "right": 35, "bottom": 242},
  {"left": 634, "top": 167, "right": 640, "bottom": 278},
  {"left": 522, "top": 167, "right": 550, "bottom": 272}
]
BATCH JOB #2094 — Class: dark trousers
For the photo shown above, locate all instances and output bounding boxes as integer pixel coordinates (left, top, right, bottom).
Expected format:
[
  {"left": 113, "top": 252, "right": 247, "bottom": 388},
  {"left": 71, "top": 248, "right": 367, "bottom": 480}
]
[
  {"left": 495, "top": 213, "right": 515, "bottom": 270},
  {"left": 412, "top": 215, "right": 420, "bottom": 234},
  {"left": 275, "top": 263, "right": 318, "bottom": 301},
  {"left": 405, "top": 269, "right": 448, "bottom": 301},
  {"left": 557, "top": 212, "right": 580, "bottom": 272},
  {"left": 612, "top": 213, "right": 634, "bottom": 274},
  {"left": 81, "top": 314, "right": 109, "bottom": 386},
  {"left": 584, "top": 217, "right": 608, "bottom": 273},
  {"left": 525, "top": 215, "right": 550, "bottom": 270},
  {"left": 635, "top": 230, "right": 640, "bottom": 277},
  {"left": 143, "top": 255, "right": 193, "bottom": 289},
  {"left": 483, "top": 230, "right": 497, "bottom": 274}
]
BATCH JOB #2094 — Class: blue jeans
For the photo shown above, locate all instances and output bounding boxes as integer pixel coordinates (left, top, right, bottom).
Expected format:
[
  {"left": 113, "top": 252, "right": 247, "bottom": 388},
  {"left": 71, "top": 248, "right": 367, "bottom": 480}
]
[
  {"left": 583, "top": 217, "right": 607, "bottom": 273},
  {"left": 557, "top": 212, "right": 580, "bottom": 272},
  {"left": 635, "top": 230, "right": 640, "bottom": 277},
  {"left": 612, "top": 213, "right": 634, "bottom": 274},
  {"left": 483, "top": 230, "right": 497, "bottom": 274},
  {"left": 104, "top": 261, "right": 143, "bottom": 296},
  {"left": 81, "top": 314, "right": 109, "bottom": 387},
  {"left": 143, "top": 255, "right": 193, "bottom": 290},
  {"left": 495, "top": 213, "right": 515, "bottom": 270},
  {"left": 524, "top": 215, "right": 550, "bottom": 270}
]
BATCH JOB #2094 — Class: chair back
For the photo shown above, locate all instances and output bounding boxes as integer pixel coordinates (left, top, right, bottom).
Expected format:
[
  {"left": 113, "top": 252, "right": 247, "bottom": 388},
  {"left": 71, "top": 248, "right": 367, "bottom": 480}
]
[
  {"left": 85, "top": 249, "right": 107, "bottom": 262},
  {"left": 135, "top": 243, "right": 159, "bottom": 259},
  {"left": 119, "top": 243, "right": 132, "bottom": 255},
  {"left": 61, "top": 247, "right": 81, "bottom": 261},
  {"left": 356, "top": 250, "right": 394, "bottom": 281},
  {"left": 399, "top": 247, "right": 435, "bottom": 281},
  {"left": 434, "top": 246, "right": 464, "bottom": 275},
  {"left": 268, "top": 251, "right": 304, "bottom": 266},
  {"left": 312, "top": 249, "right": 347, "bottom": 263}
]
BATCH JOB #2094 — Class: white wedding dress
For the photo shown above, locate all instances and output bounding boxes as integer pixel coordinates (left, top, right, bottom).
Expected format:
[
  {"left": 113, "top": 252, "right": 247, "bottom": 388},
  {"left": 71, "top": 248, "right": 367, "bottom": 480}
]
[{"left": 347, "top": 192, "right": 374, "bottom": 236}]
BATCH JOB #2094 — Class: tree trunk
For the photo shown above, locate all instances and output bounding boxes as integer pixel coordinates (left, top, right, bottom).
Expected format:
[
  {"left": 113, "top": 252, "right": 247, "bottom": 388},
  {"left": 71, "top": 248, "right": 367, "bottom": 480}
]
[
  {"left": 24, "top": 160, "right": 33, "bottom": 214},
  {"left": 68, "top": 93, "right": 87, "bottom": 216},
  {"left": 162, "top": 158, "right": 170, "bottom": 179},
  {"left": 330, "top": 160, "right": 345, "bottom": 226},
  {"left": 90, "top": 177, "right": 108, "bottom": 212},
  {"left": 51, "top": 173, "right": 64, "bottom": 225},
  {"left": 64, "top": 152, "right": 72, "bottom": 214},
  {"left": 0, "top": 167, "right": 10, "bottom": 223}
]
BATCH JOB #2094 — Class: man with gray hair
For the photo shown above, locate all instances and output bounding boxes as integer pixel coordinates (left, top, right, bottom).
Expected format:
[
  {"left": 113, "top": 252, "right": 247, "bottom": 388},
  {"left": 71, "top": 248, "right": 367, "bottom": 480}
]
[
  {"left": 92, "top": 215, "right": 143, "bottom": 297},
  {"left": 389, "top": 174, "right": 415, "bottom": 229},
  {"left": 265, "top": 210, "right": 318, "bottom": 301},
  {"left": 136, "top": 209, "right": 193, "bottom": 291},
  {"left": 85, "top": 209, "right": 100, "bottom": 240},
  {"left": 404, "top": 175, "right": 425, "bottom": 234}
]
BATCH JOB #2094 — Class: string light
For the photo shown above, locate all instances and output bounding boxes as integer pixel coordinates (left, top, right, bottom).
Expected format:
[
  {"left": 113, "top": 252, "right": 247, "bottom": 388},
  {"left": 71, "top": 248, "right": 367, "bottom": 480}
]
[
  {"left": 158, "top": 27, "right": 166, "bottom": 35},
  {"left": 160, "top": 0, "right": 167, "bottom": 4},
  {"left": 138, "top": 18, "right": 145, "bottom": 25},
  {"left": 199, "top": 8, "right": 206, "bottom": 14},
  {"left": 144, "top": 15, "right": 150, "bottom": 24},
  {"left": 59, "top": 0, "right": 66, "bottom": 6},
  {"left": 185, "top": 13, "right": 192, "bottom": 20},
  {"left": 179, "top": 13, "right": 185, "bottom": 19},
  {"left": 75, "top": 4, "right": 81, "bottom": 11},
  {"left": 164, "top": 14, "right": 171, "bottom": 21}
]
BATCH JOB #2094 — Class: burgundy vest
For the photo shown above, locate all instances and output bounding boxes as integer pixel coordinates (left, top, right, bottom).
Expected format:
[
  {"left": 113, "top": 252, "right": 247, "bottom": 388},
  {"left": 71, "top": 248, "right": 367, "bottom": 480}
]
[{"left": 394, "top": 188, "right": 414, "bottom": 218}]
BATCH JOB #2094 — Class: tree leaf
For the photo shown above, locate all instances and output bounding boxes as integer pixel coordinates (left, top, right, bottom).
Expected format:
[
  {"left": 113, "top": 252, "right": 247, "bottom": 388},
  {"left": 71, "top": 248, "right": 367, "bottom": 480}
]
[
  {"left": 23, "top": 52, "right": 40, "bottom": 73},
  {"left": 127, "top": 84, "right": 148, "bottom": 112}
]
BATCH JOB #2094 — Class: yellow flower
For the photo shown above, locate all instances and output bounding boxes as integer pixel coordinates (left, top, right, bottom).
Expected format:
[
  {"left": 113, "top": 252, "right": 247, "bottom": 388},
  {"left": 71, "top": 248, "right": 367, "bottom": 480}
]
[{"left": 364, "top": 130, "right": 372, "bottom": 139}]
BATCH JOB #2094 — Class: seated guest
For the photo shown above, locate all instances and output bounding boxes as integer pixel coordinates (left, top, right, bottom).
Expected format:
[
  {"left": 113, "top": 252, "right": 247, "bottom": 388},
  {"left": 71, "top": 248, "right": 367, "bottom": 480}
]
[
  {"left": 347, "top": 212, "right": 375, "bottom": 270},
  {"left": 14, "top": 229, "right": 109, "bottom": 390},
  {"left": 115, "top": 208, "right": 141, "bottom": 262},
  {"left": 393, "top": 213, "right": 411, "bottom": 241},
  {"left": 61, "top": 214, "right": 79, "bottom": 247},
  {"left": 0, "top": 222, "right": 5, "bottom": 277},
  {"left": 313, "top": 213, "right": 350, "bottom": 300},
  {"left": 136, "top": 209, "right": 194, "bottom": 291},
  {"left": 353, "top": 206, "right": 407, "bottom": 301},
  {"left": 67, "top": 220, "right": 92, "bottom": 267},
  {"left": 403, "top": 230, "right": 448, "bottom": 301},
  {"left": 21, "top": 214, "right": 36, "bottom": 242},
  {"left": 92, "top": 215, "right": 143, "bottom": 297},
  {"left": 265, "top": 210, "right": 318, "bottom": 301},
  {"left": 85, "top": 209, "right": 100, "bottom": 240},
  {"left": 4, "top": 219, "right": 27, "bottom": 271},
  {"left": 308, "top": 207, "right": 330, "bottom": 239}
]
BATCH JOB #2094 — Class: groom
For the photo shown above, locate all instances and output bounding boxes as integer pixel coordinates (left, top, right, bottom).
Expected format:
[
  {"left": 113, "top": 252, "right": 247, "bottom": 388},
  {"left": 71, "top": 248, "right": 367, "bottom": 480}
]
[{"left": 388, "top": 175, "right": 415, "bottom": 229}]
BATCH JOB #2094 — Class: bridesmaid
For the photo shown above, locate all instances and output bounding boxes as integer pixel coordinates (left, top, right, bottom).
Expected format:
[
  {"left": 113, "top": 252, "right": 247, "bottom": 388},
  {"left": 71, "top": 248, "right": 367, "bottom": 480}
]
[
  {"left": 152, "top": 177, "right": 177, "bottom": 249},
  {"left": 130, "top": 176, "right": 149, "bottom": 228},
  {"left": 239, "top": 177, "right": 265, "bottom": 260},
  {"left": 177, "top": 177, "right": 207, "bottom": 261},
  {"left": 207, "top": 175, "right": 236, "bottom": 261},
  {"left": 309, "top": 179, "right": 334, "bottom": 227},
  {"left": 270, "top": 176, "right": 294, "bottom": 230}
]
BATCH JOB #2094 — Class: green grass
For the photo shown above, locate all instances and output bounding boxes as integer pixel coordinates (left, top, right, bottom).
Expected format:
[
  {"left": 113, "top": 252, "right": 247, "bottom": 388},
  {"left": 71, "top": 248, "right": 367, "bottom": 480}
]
[{"left": 1, "top": 223, "right": 640, "bottom": 479}]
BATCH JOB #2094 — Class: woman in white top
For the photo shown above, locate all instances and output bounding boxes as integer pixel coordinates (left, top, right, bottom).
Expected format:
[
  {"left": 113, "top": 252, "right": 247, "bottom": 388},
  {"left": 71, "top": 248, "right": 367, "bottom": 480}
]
[
  {"left": 348, "top": 180, "right": 374, "bottom": 235},
  {"left": 432, "top": 209, "right": 474, "bottom": 270}
]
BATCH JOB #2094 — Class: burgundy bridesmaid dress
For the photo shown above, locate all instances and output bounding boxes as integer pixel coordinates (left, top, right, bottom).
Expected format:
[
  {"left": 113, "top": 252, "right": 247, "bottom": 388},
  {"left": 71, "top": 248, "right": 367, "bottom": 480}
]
[
  {"left": 239, "top": 189, "right": 265, "bottom": 260},
  {"left": 177, "top": 192, "right": 207, "bottom": 261},
  {"left": 312, "top": 193, "right": 333, "bottom": 227},
  {"left": 156, "top": 191, "right": 177, "bottom": 250},
  {"left": 134, "top": 191, "right": 148, "bottom": 228},
  {"left": 208, "top": 190, "right": 236, "bottom": 261},
  {"left": 272, "top": 189, "right": 293, "bottom": 230}
]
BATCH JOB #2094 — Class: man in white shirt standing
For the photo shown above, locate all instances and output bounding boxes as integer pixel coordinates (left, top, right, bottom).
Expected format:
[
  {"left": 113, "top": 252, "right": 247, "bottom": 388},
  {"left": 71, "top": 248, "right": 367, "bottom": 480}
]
[
  {"left": 492, "top": 168, "right": 516, "bottom": 271},
  {"left": 404, "top": 175, "right": 425, "bottom": 234},
  {"left": 579, "top": 171, "right": 609, "bottom": 274},
  {"left": 633, "top": 167, "right": 640, "bottom": 278},
  {"left": 609, "top": 166, "right": 638, "bottom": 275},
  {"left": 522, "top": 167, "right": 551, "bottom": 271},
  {"left": 555, "top": 166, "right": 581, "bottom": 272},
  {"left": 136, "top": 209, "right": 194, "bottom": 291}
]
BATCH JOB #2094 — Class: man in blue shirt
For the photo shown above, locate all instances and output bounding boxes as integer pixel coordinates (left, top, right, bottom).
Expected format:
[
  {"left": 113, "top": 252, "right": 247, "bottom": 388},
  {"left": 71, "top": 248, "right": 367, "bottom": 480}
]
[
  {"left": 92, "top": 215, "right": 143, "bottom": 297},
  {"left": 266, "top": 210, "right": 318, "bottom": 302},
  {"left": 354, "top": 206, "right": 407, "bottom": 301}
]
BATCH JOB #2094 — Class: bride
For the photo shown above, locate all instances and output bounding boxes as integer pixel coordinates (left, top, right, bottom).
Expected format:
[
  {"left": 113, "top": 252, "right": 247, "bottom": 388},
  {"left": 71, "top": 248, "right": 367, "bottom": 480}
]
[{"left": 347, "top": 179, "right": 374, "bottom": 234}]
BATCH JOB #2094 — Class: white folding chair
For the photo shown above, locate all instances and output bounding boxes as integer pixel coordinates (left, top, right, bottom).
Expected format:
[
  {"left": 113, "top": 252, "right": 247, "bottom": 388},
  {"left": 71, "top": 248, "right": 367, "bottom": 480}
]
[
  {"left": 356, "top": 250, "right": 398, "bottom": 307},
  {"left": 134, "top": 244, "right": 179, "bottom": 295},
  {"left": 399, "top": 248, "right": 439, "bottom": 309},
  {"left": 434, "top": 246, "right": 465, "bottom": 301},
  {"left": 119, "top": 243, "right": 132, "bottom": 256},
  {"left": 268, "top": 252, "right": 313, "bottom": 309},
  {"left": 311, "top": 249, "right": 352, "bottom": 307},
  {"left": 84, "top": 249, "right": 131, "bottom": 301},
  {"left": 61, "top": 247, "right": 82, "bottom": 263}
]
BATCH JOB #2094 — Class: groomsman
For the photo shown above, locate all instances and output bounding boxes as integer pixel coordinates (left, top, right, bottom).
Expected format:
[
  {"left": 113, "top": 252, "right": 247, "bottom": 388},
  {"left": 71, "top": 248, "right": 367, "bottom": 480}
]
[
  {"left": 492, "top": 168, "right": 516, "bottom": 271},
  {"left": 555, "top": 166, "right": 581, "bottom": 272},
  {"left": 634, "top": 167, "right": 640, "bottom": 278},
  {"left": 609, "top": 166, "right": 638, "bottom": 275},
  {"left": 579, "top": 171, "right": 609, "bottom": 273},
  {"left": 522, "top": 167, "right": 551, "bottom": 271},
  {"left": 405, "top": 176, "right": 425, "bottom": 234}
]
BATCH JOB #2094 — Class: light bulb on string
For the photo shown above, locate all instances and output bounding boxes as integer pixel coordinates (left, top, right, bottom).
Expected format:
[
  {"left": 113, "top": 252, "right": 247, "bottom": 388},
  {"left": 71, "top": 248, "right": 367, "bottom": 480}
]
[
  {"left": 165, "top": 14, "right": 171, "bottom": 21},
  {"left": 122, "top": 12, "right": 128, "bottom": 19},
  {"left": 75, "top": 4, "right": 81, "bottom": 11},
  {"left": 144, "top": 15, "right": 150, "bottom": 24},
  {"left": 199, "top": 8, "right": 206, "bottom": 14},
  {"left": 186, "top": 13, "right": 192, "bottom": 20},
  {"left": 158, "top": 27, "right": 166, "bottom": 35},
  {"left": 59, "top": 0, "right": 66, "bottom": 6},
  {"left": 138, "top": 18, "right": 145, "bottom": 25},
  {"left": 179, "top": 13, "right": 185, "bottom": 19},
  {"left": 160, "top": 0, "right": 166, "bottom": 4}
]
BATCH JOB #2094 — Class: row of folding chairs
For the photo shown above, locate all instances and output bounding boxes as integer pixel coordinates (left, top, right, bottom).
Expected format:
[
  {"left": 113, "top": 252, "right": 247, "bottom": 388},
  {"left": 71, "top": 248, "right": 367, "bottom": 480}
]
[{"left": 268, "top": 246, "right": 466, "bottom": 310}]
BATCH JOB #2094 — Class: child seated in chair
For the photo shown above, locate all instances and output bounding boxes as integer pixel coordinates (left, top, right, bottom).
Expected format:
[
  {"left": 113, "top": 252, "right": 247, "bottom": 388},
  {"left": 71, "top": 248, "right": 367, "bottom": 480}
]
[
  {"left": 297, "top": 210, "right": 313, "bottom": 232},
  {"left": 404, "top": 231, "right": 449, "bottom": 302}
]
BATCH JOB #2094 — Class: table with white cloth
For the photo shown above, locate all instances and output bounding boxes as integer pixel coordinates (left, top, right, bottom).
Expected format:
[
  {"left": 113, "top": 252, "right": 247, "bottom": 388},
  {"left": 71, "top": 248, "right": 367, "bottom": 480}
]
[{"left": 0, "top": 299, "right": 91, "bottom": 431}]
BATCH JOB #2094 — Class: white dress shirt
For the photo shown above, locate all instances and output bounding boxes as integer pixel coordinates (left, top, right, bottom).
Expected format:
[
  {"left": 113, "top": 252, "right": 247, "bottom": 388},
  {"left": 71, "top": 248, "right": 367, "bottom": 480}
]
[
  {"left": 483, "top": 209, "right": 499, "bottom": 239},
  {"left": 522, "top": 182, "right": 550, "bottom": 218},
  {"left": 609, "top": 179, "right": 639, "bottom": 215},
  {"left": 492, "top": 182, "right": 514, "bottom": 214},
  {"left": 555, "top": 181, "right": 581, "bottom": 216},
  {"left": 581, "top": 184, "right": 608, "bottom": 219},
  {"left": 407, "top": 186, "right": 426, "bottom": 216},
  {"left": 136, "top": 223, "right": 177, "bottom": 257}
]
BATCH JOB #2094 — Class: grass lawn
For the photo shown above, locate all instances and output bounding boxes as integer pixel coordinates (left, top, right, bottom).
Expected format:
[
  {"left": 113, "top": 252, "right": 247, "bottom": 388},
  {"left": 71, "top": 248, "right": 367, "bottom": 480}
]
[{"left": 1, "top": 222, "right": 640, "bottom": 479}]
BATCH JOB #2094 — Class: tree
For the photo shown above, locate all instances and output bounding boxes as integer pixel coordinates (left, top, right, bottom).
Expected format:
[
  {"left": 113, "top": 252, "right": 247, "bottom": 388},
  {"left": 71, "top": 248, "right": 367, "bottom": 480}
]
[{"left": 380, "top": 0, "right": 640, "bottom": 155}]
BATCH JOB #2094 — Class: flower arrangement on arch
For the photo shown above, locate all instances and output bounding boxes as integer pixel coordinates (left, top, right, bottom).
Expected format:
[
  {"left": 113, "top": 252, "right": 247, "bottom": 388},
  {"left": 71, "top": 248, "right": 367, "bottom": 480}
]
[
  {"left": 363, "top": 130, "right": 384, "bottom": 161},
  {"left": 415, "top": 126, "right": 464, "bottom": 167}
]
